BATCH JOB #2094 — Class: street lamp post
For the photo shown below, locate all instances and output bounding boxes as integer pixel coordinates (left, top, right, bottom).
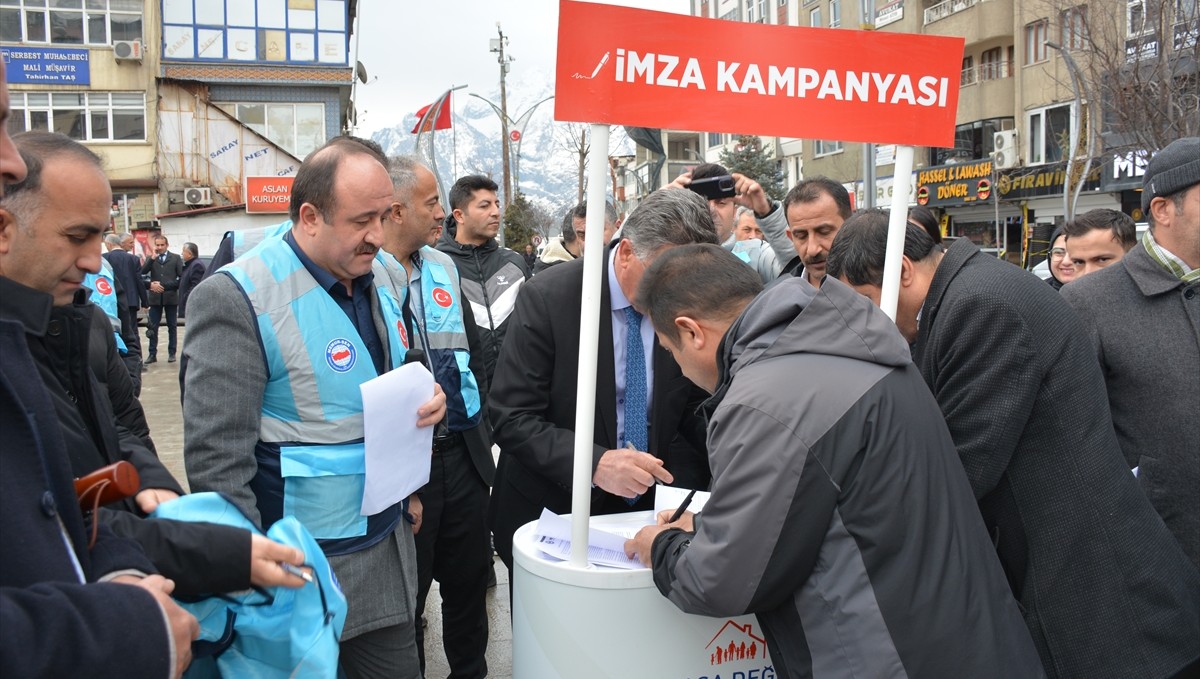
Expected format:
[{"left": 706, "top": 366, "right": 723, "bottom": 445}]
[
  {"left": 470, "top": 93, "right": 554, "bottom": 202},
  {"left": 490, "top": 24, "right": 513, "bottom": 218},
  {"left": 1045, "top": 41, "right": 1096, "bottom": 222}
]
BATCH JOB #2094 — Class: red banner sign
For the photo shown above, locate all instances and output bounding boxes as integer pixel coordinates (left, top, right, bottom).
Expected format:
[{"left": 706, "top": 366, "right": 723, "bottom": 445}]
[
  {"left": 555, "top": 1, "right": 965, "bottom": 148},
  {"left": 245, "top": 176, "right": 294, "bottom": 214}
]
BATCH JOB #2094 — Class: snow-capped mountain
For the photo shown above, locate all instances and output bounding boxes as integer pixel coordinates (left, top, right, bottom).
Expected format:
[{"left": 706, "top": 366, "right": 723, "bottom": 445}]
[{"left": 372, "top": 68, "right": 630, "bottom": 219}]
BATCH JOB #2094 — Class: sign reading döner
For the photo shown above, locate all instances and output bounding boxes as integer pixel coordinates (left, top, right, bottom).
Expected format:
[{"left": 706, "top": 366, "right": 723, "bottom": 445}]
[{"left": 555, "top": 1, "right": 965, "bottom": 148}]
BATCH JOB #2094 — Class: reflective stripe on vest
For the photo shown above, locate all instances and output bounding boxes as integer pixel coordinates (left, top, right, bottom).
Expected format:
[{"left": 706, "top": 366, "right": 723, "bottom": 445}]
[
  {"left": 85, "top": 259, "right": 127, "bottom": 353},
  {"left": 231, "top": 220, "right": 293, "bottom": 262},
  {"left": 378, "top": 247, "right": 482, "bottom": 431}
]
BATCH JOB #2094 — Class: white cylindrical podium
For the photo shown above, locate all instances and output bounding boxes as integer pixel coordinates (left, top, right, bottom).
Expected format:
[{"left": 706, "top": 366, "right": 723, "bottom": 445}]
[{"left": 512, "top": 512, "right": 774, "bottom": 679}]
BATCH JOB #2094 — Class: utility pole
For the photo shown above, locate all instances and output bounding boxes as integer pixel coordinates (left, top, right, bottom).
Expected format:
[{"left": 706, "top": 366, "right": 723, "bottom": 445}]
[{"left": 490, "top": 24, "right": 513, "bottom": 213}]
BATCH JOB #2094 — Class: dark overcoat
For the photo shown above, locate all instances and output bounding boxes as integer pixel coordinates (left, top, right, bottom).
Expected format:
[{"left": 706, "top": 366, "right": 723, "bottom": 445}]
[{"left": 913, "top": 240, "right": 1200, "bottom": 679}]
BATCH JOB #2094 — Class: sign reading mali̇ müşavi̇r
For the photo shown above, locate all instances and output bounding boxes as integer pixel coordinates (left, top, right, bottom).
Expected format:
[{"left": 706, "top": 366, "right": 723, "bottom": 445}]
[{"left": 554, "top": 0, "right": 965, "bottom": 149}]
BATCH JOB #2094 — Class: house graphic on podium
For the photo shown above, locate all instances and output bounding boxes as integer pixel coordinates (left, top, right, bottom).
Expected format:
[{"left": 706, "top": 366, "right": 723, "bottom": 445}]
[{"left": 706, "top": 620, "right": 767, "bottom": 666}]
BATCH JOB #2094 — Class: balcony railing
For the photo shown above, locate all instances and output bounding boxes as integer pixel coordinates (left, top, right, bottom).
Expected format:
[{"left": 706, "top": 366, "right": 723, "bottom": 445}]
[
  {"left": 924, "top": 0, "right": 978, "bottom": 25},
  {"left": 961, "top": 60, "right": 1014, "bottom": 86},
  {"left": 979, "top": 60, "right": 1014, "bottom": 81}
]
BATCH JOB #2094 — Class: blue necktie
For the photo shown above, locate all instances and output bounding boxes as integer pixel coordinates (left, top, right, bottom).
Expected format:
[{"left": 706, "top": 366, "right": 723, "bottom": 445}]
[{"left": 624, "top": 306, "right": 648, "bottom": 452}]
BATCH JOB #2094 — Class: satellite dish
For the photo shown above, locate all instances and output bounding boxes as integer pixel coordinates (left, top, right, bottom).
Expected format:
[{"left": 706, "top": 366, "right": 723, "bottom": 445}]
[{"left": 356, "top": 61, "right": 369, "bottom": 84}]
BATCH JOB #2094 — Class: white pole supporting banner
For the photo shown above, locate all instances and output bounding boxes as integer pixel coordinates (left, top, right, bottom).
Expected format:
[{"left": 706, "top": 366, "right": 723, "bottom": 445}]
[
  {"left": 879, "top": 145, "right": 915, "bottom": 321},
  {"left": 568, "top": 123, "right": 612, "bottom": 567}
]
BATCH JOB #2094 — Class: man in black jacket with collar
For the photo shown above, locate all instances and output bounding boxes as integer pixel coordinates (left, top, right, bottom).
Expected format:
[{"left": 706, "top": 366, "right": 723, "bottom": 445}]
[
  {"left": 141, "top": 232, "right": 183, "bottom": 363},
  {"left": 1, "top": 131, "right": 309, "bottom": 599},
  {"left": 0, "top": 66, "right": 197, "bottom": 678}
]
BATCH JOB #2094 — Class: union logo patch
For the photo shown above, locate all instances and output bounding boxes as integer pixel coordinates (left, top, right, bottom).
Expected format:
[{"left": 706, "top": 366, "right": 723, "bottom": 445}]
[
  {"left": 96, "top": 278, "right": 113, "bottom": 295},
  {"left": 325, "top": 338, "right": 357, "bottom": 373}
]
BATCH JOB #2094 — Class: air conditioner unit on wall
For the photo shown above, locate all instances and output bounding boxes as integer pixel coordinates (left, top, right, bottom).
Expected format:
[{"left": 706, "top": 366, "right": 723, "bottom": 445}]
[
  {"left": 113, "top": 39, "right": 142, "bottom": 62},
  {"left": 993, "top": 130, "right": 1019, "bottom": 169},
  {"left": 184, "top": 187, "right": 213, "bottom": 206}
]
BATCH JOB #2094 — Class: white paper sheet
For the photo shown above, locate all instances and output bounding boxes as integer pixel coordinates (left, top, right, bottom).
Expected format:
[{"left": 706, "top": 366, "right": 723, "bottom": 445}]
[
  {"left": 533, "top": 509, "right": 645, "bottom": 570},
  {"left": 359, "top": 362, "right": 435, "bottom": 515},
  {"left": 653, "top": 485, "right": 711, "bottom": 518}
]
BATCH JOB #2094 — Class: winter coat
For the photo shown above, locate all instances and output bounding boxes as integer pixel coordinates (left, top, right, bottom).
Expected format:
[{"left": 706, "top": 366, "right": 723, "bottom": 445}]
[{"left": 652, "top": 276, "right": 1045, "bottom": 679}]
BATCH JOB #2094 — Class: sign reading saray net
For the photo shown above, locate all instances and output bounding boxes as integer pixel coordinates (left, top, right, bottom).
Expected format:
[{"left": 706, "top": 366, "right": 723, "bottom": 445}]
[{"left": 555, "top": 1, "right": 965, "bottom": 148}]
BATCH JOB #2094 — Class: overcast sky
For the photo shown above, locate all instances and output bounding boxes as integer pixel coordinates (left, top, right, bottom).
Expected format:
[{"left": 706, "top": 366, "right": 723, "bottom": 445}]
[{"left": 351, "top": 0, "right": 689, "bottom": 135}]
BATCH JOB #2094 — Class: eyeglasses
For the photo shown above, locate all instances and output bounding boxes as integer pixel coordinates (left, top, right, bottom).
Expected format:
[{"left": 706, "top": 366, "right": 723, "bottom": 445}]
[{"left": 1050, "top": 247, "right": 1067, "bottom": 259}]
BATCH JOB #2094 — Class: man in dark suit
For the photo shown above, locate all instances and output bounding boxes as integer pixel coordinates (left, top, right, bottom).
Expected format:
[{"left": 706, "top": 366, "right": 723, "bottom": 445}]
[
  {"left": 177, "top": 242, "right": 206, "bottom": 317},
  {"left": 828, "top": 209, "right": 1200, "bottom": 679},
  {"left": 104, "top": 232, "right": 146, "bottom": 358},
  {"left": 140, "top": 233, "right": 183, "bottom": 363},
  {"left": 488, "top": 188, "right": 717, "bottom": 575}
]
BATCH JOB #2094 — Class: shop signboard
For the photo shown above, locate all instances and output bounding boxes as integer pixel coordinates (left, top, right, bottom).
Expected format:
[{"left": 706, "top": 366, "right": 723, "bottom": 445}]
[
  {"left": 0, "top": 46, "right": 89, "bottom": 85},
  {"left": 915, "top": 159, "right": 993, "bottom": 206},
  {"left": 1100, "top": 150, "right": 1149, "bottom": 193}
]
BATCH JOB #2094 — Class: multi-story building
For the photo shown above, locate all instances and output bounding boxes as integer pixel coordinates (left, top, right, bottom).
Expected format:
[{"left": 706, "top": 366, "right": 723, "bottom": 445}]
[
  {"left": 2, "top": 0, "right": 361, "bottom": 255},
  {"left": 618, "top": 0, "right": 1197, "bottom": 265}
]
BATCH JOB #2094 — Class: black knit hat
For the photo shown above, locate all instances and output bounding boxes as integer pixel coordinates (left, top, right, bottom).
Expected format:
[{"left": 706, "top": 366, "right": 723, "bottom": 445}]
[{"left": 1142, "top": 137, "right": 1200, "bottom": 212}]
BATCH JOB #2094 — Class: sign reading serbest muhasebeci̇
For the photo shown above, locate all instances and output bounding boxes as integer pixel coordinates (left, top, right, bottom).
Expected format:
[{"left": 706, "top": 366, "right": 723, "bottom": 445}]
[{"left": 1, "top": 46, "right": 90, "bottom": 85}]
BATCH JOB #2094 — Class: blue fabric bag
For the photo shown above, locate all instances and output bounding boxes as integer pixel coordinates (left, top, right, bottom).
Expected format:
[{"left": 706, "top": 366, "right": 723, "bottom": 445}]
[{"left": 152, "top": 492, "right": 347, "bottom": 678}]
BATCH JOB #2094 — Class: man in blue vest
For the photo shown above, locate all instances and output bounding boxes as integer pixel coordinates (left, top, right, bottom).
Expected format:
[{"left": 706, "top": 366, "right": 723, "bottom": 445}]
[
  {"left": 380, "top": 155, "right": 494, "bottom": 678},
  {"left": 181, "top": 136, "right": 447, "bottom": 679}
]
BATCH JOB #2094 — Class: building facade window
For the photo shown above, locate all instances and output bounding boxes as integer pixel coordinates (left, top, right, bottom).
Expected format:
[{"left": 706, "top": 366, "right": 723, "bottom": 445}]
[
  {"left": 747, "top": 0, "right": 767, "bottom": 22},
  {"left": 6, "top": 91, "right": 145, "bottom": 141},
  {"left": 216, "top": 102, "right": 326, "bottom": 158},
  {"left": 813, "top": 139, "right": 843, "bottom": 156},
  {"left": 1127, "top": 0, "right": 1147, "bottom": 35},
  {"left": 0, "top": 0, "right": 142, "bottom": 45},
  {"left": 829, "top": 0, "right": 841, "bottom": 26},
  {"left": 1025, "top": 19, "right": 1049, "bottom": 64},
  {"left": 930, "top": 117, "right": 1014, "bottom": 165},
  {"left": 961, "top": 55, "right": 976, "bottom": 86},
  {"left": 1060, "top": 5, "right": 1089, "bottom": 49},
  {"left": 707, "top": 132, "right": 724, "bottom": 147},
  {"left": 720, "top": 7, "right": 740, "bottom": 20},
  {"left": 1027, "top": 103, "right": 1074, "bottom": 165},
  {"left": 979, "top": 46, "right": 1013, "bottom": 80},
  {"left": 810, "top": 6, "right": 821, "bottom": 25}
]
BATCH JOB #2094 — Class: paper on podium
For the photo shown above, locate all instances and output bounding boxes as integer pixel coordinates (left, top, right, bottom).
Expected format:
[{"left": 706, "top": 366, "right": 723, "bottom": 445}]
[
  {"left": 653, "top": 485, "right": 711, "bottom": 517},
  {"left": 533, "top": 508, "right": 645, "bottom": 570},
  {"left": 359, "top": 362, "right": 435, "bottom": 516}
]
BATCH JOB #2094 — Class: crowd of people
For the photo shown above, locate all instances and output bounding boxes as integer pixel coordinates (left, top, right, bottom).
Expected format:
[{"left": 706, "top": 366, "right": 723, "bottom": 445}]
[{"left": 2, "top": 44, "right": 1198, "bottom": 678}]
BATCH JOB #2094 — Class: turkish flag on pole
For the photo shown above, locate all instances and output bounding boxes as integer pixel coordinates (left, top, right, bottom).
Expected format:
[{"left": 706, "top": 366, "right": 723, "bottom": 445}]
[{"left": 411, "top": 94, "right": 453, "bottom": 134}]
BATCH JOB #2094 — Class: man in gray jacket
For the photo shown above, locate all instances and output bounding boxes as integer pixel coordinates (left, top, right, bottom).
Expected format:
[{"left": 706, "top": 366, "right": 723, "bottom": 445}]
[
  {"left": 1062, "top": 136, "right": 1200, "bottom": 568},
  {"left": 625, "top": 244, "right": 1044, "bottom": 679}
]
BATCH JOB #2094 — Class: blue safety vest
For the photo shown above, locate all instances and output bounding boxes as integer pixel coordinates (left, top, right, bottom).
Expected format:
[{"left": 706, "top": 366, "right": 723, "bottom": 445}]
[
  {"left": 377, "top": 247, "right": 481, "bottom": 432},
  {"left": 223, "top": 234, "right": 409, "bottom": 557},
  {"left": 85, "top": 258, "right": 127, "bottom": 353}
]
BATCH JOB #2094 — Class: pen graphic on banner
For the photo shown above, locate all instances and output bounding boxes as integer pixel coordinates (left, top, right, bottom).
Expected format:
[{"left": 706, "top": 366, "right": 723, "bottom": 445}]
[
  {"left": 573, "top": 51, "right": 611, "bottom": 79},
  {"left": 666, "top": 489, "right": 698, "bottom": 525}
]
